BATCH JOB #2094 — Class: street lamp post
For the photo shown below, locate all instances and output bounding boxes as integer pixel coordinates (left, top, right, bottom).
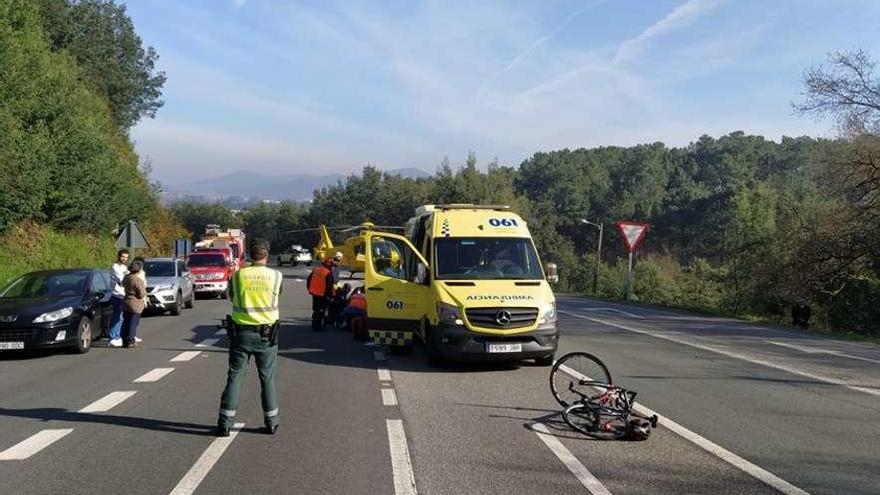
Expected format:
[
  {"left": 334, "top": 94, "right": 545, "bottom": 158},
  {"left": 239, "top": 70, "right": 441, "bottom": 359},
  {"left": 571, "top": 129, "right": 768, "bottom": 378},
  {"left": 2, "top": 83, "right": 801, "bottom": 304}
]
[{"left": 580, "top": 219, "right": 603, "bottom": 296}]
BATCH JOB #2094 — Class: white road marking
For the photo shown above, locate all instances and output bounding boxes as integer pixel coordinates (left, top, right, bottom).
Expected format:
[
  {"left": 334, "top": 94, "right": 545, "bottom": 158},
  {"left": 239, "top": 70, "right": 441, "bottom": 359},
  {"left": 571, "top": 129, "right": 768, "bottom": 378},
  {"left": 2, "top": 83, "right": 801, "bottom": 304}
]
[
  {"left": 386, "top": 419, "right": 417, "bottom": 495},
  {"left": 560, "top": 310, "right": 880, "bottom": 398},
  {"left": 168, "top": 422, "right": 245, "bottom": 495},
  {"left": 377, "top": 368, "right": 392, "bottom": 381},
  {"left": 557, "top": 364, "right": 812, "bottom": 495},
  {"left": 374, "top": 350, "right": 387, "bottom": 361},
  {"left": 78, "top": 391, "right": 137, "bottom": 413},
  {"left": 195, "top": 338, "right": 221, "bottom": 348},
  {"left": 213, "top": 329, "right": 226, "bottom": 337},
  {"left": 170, "top": 351, "right": 202, "bottom": 362},
  {"left": 381, "top": 388, "right": 398, "bottom": 406},
  {"left": 768, "top": 341, "right": 880, "bottom": 365},
  {"left": 134, "top": 368, "right": 175, "bottom": 383},
  {"left": 577, "top": 307, "right": 644, "bottom": 319},
  {"left": 632, "top": 403, "right": 811, "bottom": 495},
  {"left": 0, "top": 429, "right": 74, "bottom": 460},
  {"left": 531, "top": 422, "right": 612, "bottom": 495}
]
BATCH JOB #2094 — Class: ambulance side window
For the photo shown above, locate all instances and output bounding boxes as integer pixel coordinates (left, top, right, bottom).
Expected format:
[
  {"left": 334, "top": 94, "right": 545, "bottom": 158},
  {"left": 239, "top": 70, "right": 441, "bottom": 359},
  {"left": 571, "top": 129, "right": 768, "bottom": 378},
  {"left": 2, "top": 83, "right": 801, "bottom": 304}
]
[{"left": 372, "top": 236, "right": 416, "bottom": 282}]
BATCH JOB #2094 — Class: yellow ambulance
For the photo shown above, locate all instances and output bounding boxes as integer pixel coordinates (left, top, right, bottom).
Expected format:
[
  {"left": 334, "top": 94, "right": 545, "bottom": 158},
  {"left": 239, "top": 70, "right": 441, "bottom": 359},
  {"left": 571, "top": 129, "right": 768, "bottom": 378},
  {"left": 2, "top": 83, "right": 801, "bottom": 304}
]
[{"left": 363, "top": 204, "right": 559, "bottom": 366}]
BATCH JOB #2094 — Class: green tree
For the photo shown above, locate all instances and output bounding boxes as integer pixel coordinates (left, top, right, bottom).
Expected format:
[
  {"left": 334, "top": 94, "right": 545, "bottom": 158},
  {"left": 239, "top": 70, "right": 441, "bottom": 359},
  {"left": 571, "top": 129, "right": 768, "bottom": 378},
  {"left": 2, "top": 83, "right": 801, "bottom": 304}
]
[
  {"left": 170, "top": 203, "right": 241, "bottom": 241},
  {"left": 37, "top": 0, "right": 166, "bottom": 131}
]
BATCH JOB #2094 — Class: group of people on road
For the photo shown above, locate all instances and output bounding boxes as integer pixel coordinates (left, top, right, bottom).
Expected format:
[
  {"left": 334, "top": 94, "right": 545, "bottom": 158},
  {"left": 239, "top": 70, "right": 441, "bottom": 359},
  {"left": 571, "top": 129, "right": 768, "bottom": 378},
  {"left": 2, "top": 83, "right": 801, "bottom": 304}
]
[
  {"left": 307, "top": 252, "right": 367, "bottom": 331},
  {"left": 108, "top": 249, "right": 147, "bottom": 348}
]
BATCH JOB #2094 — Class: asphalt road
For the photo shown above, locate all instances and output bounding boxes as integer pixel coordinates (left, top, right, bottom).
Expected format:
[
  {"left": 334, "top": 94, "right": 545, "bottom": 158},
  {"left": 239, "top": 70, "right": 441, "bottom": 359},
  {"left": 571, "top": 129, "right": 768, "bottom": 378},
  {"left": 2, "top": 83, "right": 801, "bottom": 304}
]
[{"left": 0, "top": 264, "right": 877, "bottom": 494}]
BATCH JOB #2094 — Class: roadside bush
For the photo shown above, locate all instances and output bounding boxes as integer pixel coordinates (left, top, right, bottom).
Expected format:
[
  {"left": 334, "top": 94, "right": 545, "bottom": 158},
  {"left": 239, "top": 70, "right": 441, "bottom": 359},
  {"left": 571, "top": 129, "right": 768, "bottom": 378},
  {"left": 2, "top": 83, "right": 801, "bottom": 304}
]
[{"left": 0, "top": 221, "right": 115, "bottom": 287}]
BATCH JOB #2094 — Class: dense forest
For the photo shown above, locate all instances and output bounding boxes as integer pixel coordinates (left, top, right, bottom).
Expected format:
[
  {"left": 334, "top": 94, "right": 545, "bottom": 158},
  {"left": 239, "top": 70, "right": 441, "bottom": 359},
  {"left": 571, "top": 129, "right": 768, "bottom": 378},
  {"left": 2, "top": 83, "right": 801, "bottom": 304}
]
[{"left": 0, "top": 0, "right": 185, "bottom": 283}]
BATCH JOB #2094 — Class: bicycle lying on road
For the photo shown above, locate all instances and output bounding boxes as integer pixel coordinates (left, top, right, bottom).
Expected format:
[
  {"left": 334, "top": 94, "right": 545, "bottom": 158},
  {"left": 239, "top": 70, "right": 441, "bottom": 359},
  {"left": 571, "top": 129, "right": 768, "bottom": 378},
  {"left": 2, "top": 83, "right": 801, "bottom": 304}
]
[{"left": 549, "top": 352, "right": 658, "bottom": 440}]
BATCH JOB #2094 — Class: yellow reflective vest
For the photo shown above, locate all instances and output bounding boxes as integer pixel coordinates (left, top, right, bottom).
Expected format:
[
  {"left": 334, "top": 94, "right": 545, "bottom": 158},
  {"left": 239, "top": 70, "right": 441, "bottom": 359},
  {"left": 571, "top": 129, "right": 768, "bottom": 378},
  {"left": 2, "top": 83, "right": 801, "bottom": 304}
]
[{"left": 230, "top": 264, "right": 283, "bottom": 325}]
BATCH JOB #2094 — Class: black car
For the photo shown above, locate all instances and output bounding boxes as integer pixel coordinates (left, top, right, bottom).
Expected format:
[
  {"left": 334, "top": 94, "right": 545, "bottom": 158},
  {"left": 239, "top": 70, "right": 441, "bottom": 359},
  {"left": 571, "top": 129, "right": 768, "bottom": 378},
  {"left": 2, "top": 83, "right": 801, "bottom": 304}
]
[{"left": 0, "top": 269, "right": 114, "bottom": 354}]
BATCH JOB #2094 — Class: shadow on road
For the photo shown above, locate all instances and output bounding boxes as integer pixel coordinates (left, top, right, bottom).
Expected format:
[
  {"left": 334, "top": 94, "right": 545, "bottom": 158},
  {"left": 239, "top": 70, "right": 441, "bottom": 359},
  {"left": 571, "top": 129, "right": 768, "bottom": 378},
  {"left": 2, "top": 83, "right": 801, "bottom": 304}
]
[{"left": 0, "top": 407, "right": 272, "bottom": 436}]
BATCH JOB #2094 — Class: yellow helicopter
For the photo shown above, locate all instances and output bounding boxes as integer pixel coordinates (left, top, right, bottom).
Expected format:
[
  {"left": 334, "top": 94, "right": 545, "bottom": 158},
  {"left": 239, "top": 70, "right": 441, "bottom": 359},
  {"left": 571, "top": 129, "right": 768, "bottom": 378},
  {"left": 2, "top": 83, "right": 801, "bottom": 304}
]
[{"left": 285, "top": 222, "right": 404, "bottom": 276}]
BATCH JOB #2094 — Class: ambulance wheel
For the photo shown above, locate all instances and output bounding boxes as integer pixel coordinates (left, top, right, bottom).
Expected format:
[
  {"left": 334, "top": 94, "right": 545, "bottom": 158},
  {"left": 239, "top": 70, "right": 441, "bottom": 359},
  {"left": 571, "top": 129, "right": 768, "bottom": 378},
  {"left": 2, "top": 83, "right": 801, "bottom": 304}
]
[
  {"left": 425, "top": 327, "right": 444, "bottom": 368},
  {"left": 219, "top": 291, "right": 228, "bottom": 300},
  {"left": 534, "top": 353, "right": 555, "bottom": 367}
]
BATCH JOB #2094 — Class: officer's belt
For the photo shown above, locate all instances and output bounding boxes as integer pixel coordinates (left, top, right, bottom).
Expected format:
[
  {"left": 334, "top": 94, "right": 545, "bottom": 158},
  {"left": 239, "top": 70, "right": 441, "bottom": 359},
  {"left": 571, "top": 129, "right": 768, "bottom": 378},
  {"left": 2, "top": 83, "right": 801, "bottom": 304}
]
[{"left": 234, "top": 323, "right": 276, "bottom": 332}]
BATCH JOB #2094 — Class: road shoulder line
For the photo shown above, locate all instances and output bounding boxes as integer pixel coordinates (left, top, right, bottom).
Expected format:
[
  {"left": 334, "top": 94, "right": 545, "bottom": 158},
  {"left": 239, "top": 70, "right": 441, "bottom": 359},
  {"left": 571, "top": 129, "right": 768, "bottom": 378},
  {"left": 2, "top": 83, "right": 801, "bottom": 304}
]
[{"left": 560, "top": 310, "right": 880, "bottom": 398}]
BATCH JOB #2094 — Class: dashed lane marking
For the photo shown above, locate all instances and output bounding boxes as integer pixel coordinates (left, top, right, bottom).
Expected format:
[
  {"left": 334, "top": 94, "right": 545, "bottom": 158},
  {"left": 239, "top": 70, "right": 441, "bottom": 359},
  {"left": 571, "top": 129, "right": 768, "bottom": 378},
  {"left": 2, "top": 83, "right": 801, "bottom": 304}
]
[
  {"left": 0, "top": 429, "right": 74, "bottom": 461},
  {"left": 560, "top": 310, "right": 880, "bottom": 398},
  {"left": 195, "top": 338, "right": 221, "bottom": 348},
  {"left": 377, "top": 368, "right": 392, "bottom": 381},
  {"left": 531, "top": 422, "right": 612, "bottom": 495},
  {"left": 558, "top": 363, "right": 812, "bottom": 495},
  {"left": 168, "top": 422, "right": 245, "bottom": 495},
  {"left": 386, "top": 419, "right": 417, "bottom": 495},
  {"left": 78, "top": 391, "right": 137, "bottom": 413},
  {"left": 134, "top": 368, "right": 175, "bottom": 383},
  {"left": 170, "top": 351, "right": 202, "bottom": 362},
  {"left": 381, "top": 388, "right": 398, "bottom": 406}
]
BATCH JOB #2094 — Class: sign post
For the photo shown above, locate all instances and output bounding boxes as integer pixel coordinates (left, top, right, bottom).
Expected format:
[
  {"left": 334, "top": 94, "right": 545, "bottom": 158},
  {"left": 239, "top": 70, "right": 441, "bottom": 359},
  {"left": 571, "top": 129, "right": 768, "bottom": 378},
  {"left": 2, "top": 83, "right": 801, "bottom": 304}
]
[
  {"left": 115, "top": 220, "right": 150, "bottom": 254},
  {"left": 615, "top": 221, "right": 649, "bottom": 300}
]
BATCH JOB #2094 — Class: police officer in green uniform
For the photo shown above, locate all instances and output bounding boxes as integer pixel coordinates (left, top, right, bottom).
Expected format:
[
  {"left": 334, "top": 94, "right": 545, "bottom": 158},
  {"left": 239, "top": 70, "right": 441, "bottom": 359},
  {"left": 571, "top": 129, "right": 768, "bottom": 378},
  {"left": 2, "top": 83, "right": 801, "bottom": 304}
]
[{"left": 216, "top": 239, "right": 283, "bottom": 436}]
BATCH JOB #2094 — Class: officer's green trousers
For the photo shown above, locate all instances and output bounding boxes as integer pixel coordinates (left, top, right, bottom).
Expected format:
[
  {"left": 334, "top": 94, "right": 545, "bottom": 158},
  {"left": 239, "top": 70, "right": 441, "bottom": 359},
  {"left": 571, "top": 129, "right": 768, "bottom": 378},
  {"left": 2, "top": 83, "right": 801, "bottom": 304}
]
[{"left": 218, "top": 330, "right": 278, "bottom": 428}]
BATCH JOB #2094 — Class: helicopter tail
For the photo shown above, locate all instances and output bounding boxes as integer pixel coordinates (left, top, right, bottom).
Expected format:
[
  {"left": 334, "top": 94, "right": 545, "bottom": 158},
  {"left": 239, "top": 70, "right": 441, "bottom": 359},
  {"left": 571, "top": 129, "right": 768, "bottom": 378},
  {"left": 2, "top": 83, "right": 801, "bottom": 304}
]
[{"left": 313, "top": 224, "right": 334, "bottom": 261}]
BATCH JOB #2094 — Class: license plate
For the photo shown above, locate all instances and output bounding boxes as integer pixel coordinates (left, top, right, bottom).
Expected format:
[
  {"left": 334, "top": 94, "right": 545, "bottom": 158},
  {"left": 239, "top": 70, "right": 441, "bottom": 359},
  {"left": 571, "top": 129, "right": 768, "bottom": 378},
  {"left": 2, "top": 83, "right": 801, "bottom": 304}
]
[
  {"left": 0, "top": 342, "right": 24, "bottom": 350},
  {"left": 486, "top": 343, "right": 522, "bottom": 353}
]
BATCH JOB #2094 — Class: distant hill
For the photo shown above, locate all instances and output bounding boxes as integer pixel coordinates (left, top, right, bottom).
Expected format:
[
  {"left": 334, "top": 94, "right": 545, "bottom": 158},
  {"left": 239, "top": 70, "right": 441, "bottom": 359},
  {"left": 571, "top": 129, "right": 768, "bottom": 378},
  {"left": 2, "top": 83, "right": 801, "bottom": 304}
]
[{"left": 163, "top": 168, "right": 431, "bottom": 203}]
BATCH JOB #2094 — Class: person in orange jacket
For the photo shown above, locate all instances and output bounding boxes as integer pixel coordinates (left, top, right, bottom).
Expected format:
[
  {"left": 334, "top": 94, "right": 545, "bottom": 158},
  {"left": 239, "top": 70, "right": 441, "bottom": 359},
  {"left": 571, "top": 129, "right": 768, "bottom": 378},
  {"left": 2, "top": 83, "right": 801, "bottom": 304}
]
[
  {"left": 306, "top": 255, "right": 339, "bottom": 331},
  {"left": 339, "top": 286, "right": 367, "bottom": 329}
]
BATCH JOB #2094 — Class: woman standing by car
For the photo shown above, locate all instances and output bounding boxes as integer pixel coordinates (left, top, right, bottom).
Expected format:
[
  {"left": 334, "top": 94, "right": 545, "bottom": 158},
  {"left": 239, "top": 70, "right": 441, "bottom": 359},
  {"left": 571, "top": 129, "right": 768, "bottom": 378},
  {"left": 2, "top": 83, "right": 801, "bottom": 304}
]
[{"left": 122, "top": 259, "right": 147, "bottom": 348}]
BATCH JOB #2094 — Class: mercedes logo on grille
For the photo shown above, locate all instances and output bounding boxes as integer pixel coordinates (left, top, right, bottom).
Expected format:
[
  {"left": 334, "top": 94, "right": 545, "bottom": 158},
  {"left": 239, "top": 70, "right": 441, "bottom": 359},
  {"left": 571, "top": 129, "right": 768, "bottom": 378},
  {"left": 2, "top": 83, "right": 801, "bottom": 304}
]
[
  {"left": 0, "top": 315, "right": 18, "bottom": 323},
  {"left": 495, "top": 310, "right": 512, "bottom": 326}
]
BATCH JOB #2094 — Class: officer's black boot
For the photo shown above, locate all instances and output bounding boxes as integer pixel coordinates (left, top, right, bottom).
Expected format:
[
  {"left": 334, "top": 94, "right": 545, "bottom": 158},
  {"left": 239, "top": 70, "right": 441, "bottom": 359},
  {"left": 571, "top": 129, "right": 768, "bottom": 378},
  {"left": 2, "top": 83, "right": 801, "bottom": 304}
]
[
  {"left": 215, "top": 425, "right": 230, "bottom": 437},
  {"left": 263, "top": 424, "right": 279, "bottom": 435}
]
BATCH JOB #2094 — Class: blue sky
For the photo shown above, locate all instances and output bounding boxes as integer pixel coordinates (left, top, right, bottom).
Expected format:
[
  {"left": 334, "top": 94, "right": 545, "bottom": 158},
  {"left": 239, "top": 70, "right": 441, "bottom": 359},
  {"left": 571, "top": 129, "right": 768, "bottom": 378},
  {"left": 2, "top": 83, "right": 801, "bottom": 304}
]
[{"left": 125, "top": 0, "right": 880, "bottom": 184}]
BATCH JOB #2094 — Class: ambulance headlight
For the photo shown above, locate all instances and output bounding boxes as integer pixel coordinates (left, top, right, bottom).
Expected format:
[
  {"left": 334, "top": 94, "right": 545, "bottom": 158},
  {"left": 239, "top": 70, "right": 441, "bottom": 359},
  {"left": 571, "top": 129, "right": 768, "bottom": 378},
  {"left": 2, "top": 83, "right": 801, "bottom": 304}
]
[
  {"left": 539, "top": 302, "right": 557, "bottom": 325},
  {"left": 437, "top": 303, "right": 463, "bottom": 326}
]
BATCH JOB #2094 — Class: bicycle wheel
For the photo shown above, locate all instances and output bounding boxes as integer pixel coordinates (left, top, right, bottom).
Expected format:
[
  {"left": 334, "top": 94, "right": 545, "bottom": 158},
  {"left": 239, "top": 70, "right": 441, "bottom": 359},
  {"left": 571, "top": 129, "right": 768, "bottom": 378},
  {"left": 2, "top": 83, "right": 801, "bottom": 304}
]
[
  {"left": 550, "top": 352, "right": 612, "bottom": 407},
  {"left": 563, "top": 403, "right": 628, "bottom": 440}
]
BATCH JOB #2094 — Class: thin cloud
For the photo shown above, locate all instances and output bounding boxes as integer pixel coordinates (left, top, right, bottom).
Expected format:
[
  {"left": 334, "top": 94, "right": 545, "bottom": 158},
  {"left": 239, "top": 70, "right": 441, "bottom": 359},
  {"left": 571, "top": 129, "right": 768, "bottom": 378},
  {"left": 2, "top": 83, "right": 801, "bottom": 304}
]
[
  {"left": 478, "top": 0, "right": 605, "bottom": 99},
  {"left": 233, "top": 0, "right": 247, "bottom": 7},
  {"left": 613, "top": 0, "right": 722, "bottom": 64}
]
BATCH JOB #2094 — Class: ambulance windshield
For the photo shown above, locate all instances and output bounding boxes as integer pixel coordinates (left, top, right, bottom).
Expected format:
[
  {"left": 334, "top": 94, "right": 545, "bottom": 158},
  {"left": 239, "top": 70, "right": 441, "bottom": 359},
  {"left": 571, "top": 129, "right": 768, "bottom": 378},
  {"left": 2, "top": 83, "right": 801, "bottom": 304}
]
[{"left": 434, "top": 238, "right": 543, "bottom": 280}]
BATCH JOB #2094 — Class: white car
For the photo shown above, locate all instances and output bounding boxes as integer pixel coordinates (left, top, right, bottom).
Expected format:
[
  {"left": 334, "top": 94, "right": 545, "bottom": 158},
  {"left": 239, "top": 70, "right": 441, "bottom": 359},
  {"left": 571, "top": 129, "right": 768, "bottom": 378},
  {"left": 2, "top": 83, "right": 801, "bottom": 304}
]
[
  {"left": 144, "top": 258, "right": 195, "bottom": 315},
  {"left": 278, "top": 245, "right": 312, "bottom": 266}
]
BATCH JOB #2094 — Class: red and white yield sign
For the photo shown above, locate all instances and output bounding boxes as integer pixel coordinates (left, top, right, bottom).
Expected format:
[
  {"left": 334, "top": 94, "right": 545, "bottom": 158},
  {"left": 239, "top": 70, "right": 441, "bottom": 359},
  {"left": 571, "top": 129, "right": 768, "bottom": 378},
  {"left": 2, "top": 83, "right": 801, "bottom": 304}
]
[{"left": 615, "top": 221, "right": 649, "bottom": 252}]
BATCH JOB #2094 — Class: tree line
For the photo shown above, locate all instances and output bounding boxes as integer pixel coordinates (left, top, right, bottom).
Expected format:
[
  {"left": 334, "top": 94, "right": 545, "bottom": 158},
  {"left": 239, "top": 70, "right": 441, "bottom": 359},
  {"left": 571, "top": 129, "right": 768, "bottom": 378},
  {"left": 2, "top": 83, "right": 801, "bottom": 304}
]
[
  {"left": 172, "top": 51, "right": 880, "bottom": 336},
  {"left": 0, "top": 0, "right": 184, "bottom": 263}
]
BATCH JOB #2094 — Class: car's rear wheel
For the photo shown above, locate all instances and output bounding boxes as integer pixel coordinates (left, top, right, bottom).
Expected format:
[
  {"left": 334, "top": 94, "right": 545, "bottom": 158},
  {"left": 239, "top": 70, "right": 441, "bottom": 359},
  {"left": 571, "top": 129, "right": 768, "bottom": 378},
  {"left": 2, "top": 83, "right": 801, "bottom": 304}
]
[
  {"left": 73, "top": 317, "right": 92, "bottom": 354},
  {"left": 184, "top": 292, "right": 194, "bottom": 309},
  {"left": 170, "top": 293, "right": 182, "bottom": 315}
]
